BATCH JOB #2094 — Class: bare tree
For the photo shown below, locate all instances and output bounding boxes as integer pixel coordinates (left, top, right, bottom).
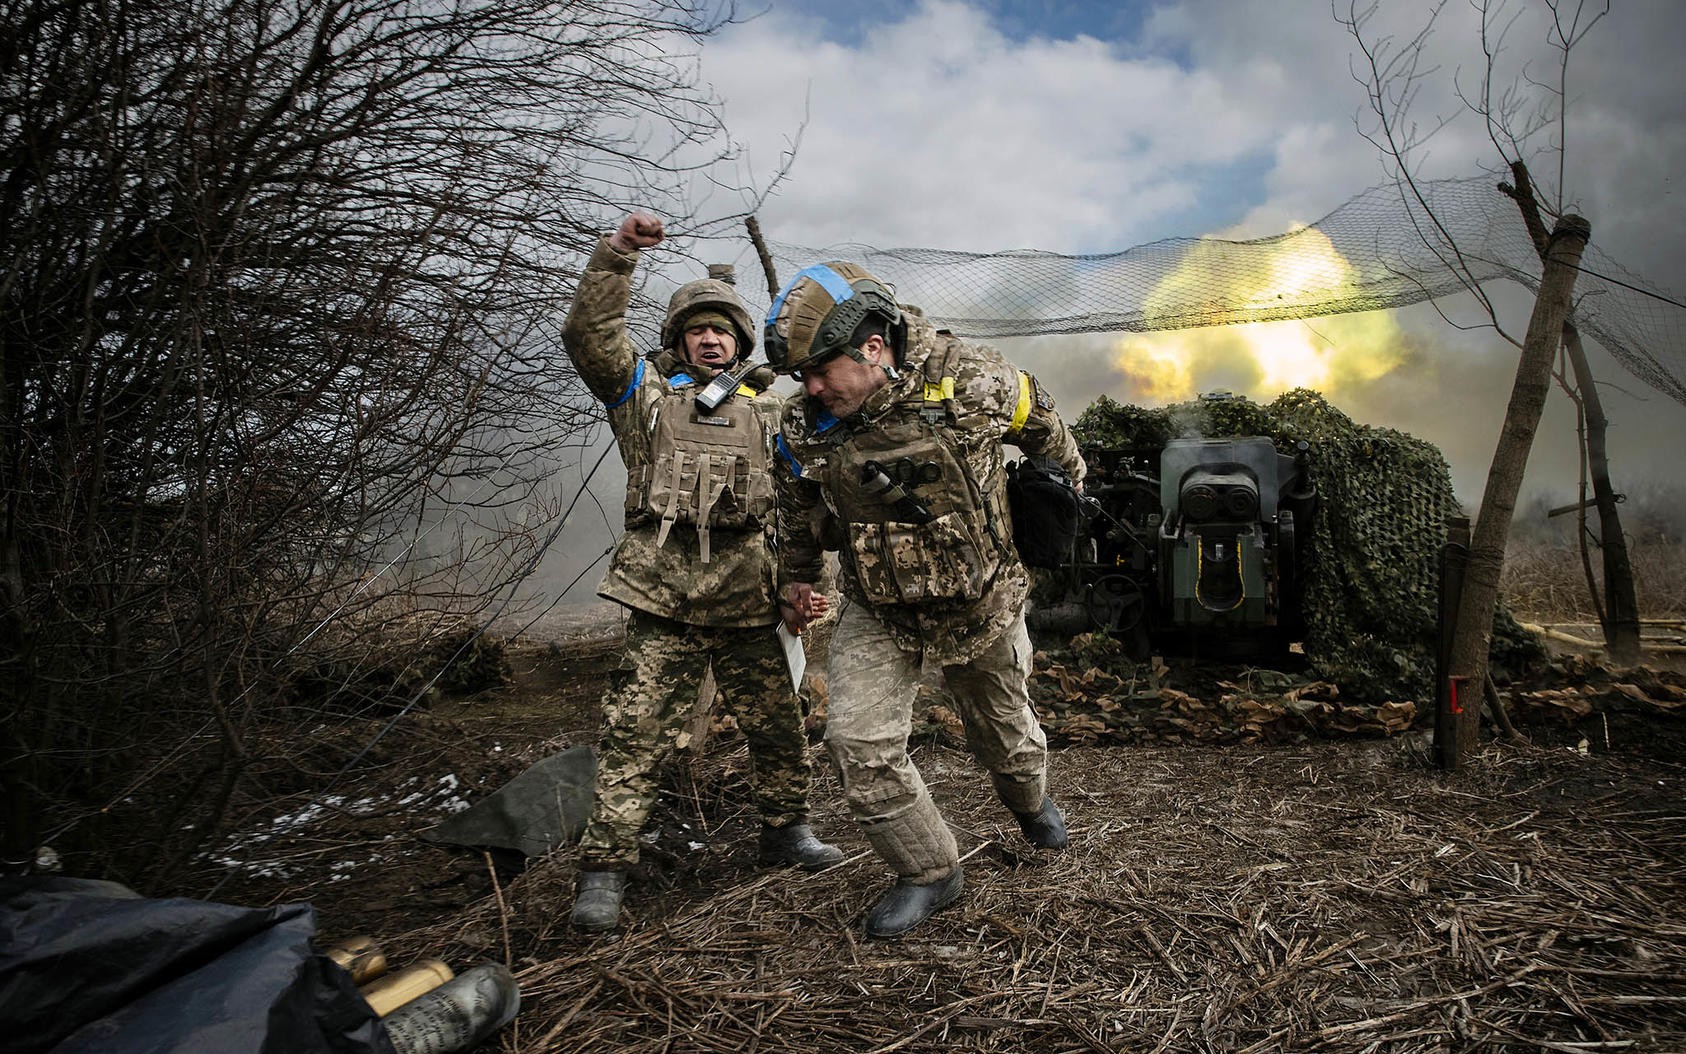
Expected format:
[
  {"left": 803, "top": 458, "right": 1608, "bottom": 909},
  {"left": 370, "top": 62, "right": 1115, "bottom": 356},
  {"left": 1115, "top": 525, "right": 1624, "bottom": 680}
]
[
  {"left": 1500, "top": 163, "right": 1640, "bottom": 666},
  {"left": 1338, "top": 0, "right": 1632, "bottom": 762},
  {"left": 1, "top": 0, "right": 757, "bottom": 885}
]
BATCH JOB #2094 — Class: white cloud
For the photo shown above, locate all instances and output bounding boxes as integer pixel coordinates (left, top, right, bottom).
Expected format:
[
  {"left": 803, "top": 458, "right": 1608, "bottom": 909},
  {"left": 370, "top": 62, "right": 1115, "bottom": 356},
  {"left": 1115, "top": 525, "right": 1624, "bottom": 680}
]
[
  {"left": 696, "top": 0, "right": 1686, "bottom": 498},
  {"left": 703, "top": 0, "right": 1282, "bottom": 252}
]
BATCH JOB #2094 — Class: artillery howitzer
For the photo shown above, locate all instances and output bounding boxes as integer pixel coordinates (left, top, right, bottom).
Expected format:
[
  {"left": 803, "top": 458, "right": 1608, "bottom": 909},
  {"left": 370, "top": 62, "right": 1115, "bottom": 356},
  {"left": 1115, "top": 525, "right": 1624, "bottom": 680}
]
[
  {"left": 1016, "top": 432, "right": 1316, "bottom": 660},
  {"left": 1020, "top": 390, "right": 1543, "bottom": 703}
]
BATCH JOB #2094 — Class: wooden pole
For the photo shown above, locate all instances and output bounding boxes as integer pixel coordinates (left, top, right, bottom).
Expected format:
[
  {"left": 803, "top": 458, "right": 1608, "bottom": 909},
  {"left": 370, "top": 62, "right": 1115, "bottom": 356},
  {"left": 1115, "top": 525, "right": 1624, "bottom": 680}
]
[
  {"left": 1448, "top": 213, "right": 1590, "bottom": 759},
  {"left": 745, "top": 216, "right": 782, "bottom": 303},
  {"left": 1561, "top": 322, "right": 1641, "bottom": 664},
  {"left": 1435, "top": 517, "right": 1471, "bottom": 770},
  {"left": 1502, "top": 162, "right": 1640, "bottom": 665}
]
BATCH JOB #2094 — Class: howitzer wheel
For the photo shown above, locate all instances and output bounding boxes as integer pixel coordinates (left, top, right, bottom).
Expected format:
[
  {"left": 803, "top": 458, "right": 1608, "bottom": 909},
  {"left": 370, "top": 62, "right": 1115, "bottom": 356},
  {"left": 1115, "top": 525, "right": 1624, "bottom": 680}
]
[{"left": 1085, "top": 574, "right": 1146, "bottom": 633}]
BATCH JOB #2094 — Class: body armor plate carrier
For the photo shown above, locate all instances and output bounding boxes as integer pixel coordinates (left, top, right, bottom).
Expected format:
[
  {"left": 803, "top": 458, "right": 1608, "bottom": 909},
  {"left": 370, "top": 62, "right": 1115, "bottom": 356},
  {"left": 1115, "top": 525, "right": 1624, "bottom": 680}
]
[
  {"left": 629, "top": 376, "right": 774, "bottom": 563},
  {"left": 816, "top": 351, "right": 1013, "bottom": 605}
]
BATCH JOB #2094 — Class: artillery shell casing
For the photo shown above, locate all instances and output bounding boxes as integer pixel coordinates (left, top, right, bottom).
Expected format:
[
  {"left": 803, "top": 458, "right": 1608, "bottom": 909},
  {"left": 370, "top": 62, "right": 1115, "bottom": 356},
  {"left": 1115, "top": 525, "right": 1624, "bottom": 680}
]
[
  {"left": 381, "top": 963, "right": 521, "bottom": 1054},
  {"left": 360, "top": 959, "right": 455, "bottom": 1017},
  {"left": 325, "top": 936, "right": 389, "bottom": 985}
]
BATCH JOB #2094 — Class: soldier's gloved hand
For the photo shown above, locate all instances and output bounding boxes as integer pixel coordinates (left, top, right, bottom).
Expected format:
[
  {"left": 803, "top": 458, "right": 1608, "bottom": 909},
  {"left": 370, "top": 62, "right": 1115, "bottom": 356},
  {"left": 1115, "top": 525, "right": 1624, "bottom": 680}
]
[
  {"left": 609, "top": 212, "right": 664, "bottom": 252},
  {"left": 779, "top": 582, "right": 828, "bottom": 633}
]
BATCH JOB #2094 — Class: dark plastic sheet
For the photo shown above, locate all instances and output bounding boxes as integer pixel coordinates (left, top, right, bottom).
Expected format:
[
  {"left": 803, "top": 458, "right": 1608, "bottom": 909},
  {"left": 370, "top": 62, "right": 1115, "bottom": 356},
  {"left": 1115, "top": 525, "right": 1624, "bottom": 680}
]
[
  {"left": 421, "top": 743, "right": 595, "bottom": 858},
  {"left": 0, "top": 876, "right": 393, "bottom": 1054}
]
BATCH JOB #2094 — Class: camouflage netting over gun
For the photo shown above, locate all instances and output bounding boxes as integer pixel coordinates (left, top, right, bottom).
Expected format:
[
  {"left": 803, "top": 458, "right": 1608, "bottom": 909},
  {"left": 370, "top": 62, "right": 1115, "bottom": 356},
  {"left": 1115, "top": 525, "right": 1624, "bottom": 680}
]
[{"left": 1072, "top": 389, "right": 1543, "bottom": 707}]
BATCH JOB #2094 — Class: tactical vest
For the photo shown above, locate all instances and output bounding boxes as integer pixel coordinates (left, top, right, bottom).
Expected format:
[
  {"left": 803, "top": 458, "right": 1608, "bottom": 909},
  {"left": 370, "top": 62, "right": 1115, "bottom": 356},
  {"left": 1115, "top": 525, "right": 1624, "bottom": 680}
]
[
  {"left": 813, "top": 353, "right": 1015, "bottom": 606},
  {"left": 626, "top": 373, "right": 774, "bottom": 563}
]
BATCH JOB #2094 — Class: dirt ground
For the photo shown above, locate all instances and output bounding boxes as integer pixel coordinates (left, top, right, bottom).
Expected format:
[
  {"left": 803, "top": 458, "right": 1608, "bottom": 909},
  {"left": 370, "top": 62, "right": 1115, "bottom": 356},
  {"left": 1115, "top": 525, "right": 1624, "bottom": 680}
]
[{"left": 188, "top": 603, "right": 1686, "bottom": 1053}]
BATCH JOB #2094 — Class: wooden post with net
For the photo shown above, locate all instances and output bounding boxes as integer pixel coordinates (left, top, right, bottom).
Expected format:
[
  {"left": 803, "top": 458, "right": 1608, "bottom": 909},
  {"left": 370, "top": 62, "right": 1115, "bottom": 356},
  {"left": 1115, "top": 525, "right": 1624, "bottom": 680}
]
[
  {"left": 1502, "top": 162, "right": 1640, "bottom": 665},
  {"left": 1447, "top": 214, "right": 1591, "bottom": 760},
  {"left": 745, "top": 215, "right": 782, "bottom": 302}
]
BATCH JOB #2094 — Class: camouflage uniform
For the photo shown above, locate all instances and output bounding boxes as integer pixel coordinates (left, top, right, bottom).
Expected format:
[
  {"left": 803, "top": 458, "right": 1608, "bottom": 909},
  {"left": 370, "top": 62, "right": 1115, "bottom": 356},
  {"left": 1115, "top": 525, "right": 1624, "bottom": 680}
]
[
  {"left": 562, "top": 235, "right": 814, "bottom": 869},
  {"left": 774, "top": 314, "right": 1084, "bottom": 882}
]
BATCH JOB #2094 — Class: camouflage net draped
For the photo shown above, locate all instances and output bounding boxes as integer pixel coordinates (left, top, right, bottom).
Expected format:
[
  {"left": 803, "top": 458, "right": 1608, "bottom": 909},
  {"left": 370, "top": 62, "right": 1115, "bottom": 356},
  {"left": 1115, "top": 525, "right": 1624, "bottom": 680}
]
[
  {"left": 764, "top": 176, "right": 1686, "bottom": 406},
  {"left": 1067, "top": 390, "right": 1544, "bottom": 715}
]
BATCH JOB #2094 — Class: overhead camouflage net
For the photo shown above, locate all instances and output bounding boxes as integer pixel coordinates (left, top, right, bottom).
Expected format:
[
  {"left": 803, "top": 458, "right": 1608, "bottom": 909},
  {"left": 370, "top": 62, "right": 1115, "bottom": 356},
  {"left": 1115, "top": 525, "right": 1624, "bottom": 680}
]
[
  {"left": 761, "top": 176, "right": 1686, "bottom": 407},
  {"left": 1071, "top": 389, "right": 1545, "bottom": 710}
]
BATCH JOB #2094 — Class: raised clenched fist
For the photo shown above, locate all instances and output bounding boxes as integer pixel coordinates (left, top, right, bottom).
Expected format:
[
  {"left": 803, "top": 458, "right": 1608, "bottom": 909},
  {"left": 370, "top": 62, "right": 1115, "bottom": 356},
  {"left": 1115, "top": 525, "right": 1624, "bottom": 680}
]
[{"left": 609, "top": 212, "right": 664, "bottom": 252}]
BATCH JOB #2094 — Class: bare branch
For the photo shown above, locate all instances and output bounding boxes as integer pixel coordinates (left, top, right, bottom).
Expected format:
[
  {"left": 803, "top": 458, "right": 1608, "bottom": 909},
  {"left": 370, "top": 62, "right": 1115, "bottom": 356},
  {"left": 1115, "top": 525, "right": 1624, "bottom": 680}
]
[{"left": 1, "top": 0, "right": 766, "bottom": 883}]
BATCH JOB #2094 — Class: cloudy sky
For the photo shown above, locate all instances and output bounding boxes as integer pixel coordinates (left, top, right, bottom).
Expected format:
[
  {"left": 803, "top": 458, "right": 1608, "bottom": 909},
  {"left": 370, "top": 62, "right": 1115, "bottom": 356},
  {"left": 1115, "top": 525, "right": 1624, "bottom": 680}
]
[{"left": 539, "top": 0, "right": 1686, "bottom": 605}]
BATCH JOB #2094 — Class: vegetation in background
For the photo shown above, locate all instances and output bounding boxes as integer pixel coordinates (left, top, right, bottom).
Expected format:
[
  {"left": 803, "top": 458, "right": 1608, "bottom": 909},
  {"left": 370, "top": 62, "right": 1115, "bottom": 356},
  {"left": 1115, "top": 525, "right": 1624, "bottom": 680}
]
[{"left": 1, "top": 0, "right": 751, "bottom": 887}]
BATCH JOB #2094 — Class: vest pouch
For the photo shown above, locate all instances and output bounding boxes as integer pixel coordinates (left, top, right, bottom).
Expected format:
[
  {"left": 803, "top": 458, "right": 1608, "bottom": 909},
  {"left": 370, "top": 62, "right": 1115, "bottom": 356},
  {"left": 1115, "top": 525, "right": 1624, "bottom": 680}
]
[
  {"left": 847, "top": 508, "right": 994, "bottom": 605},
  {"left": 1006, "top": 455, "right": 1081, "bottom": 569},
  {"left": 636, "top": 392, "right": 775, "bottom": 555}
]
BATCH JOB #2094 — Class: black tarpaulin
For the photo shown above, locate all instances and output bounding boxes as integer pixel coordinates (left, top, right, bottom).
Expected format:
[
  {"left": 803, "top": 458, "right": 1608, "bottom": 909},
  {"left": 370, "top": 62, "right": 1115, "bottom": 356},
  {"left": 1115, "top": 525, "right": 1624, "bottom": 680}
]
[{"left": 0, "top": 876, "right": 393, "bottom": 1054}]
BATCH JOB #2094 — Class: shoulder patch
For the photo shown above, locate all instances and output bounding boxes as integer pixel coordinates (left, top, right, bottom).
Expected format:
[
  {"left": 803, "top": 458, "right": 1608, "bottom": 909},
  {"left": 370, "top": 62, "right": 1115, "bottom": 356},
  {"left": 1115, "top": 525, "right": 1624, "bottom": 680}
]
[{"left": 1033, "top": 375, "right": 1056, "bottom": 410}]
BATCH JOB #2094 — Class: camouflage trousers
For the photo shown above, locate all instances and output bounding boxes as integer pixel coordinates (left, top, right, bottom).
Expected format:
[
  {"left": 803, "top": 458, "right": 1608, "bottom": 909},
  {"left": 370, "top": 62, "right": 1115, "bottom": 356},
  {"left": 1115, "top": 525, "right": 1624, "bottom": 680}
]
[
  {"left": 825, "top": 600, "right": 1047, "bottom": 883},
  {"left": 578, "top": 608, "right": 814, "bottom": 869}
]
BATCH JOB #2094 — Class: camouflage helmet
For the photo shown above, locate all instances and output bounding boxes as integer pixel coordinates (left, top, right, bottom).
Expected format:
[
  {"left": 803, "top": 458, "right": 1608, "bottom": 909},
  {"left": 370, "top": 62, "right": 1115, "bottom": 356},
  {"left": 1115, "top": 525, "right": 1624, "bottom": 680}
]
[
  {"left": 661, "top": 275, "right": 756, "bottom": 359},
  {"left": 763, "top": 262, "right": 903, "bottom": 375}
]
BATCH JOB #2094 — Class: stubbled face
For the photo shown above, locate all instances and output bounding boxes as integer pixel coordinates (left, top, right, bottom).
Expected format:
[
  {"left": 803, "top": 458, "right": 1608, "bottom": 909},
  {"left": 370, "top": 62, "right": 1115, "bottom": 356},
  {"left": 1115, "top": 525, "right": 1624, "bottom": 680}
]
[
  {"left": 682, "top": 324, "right": 737, "bottom": 374},
  {"left": 800, "top": 338, "right": 890, "bottom": 417}
]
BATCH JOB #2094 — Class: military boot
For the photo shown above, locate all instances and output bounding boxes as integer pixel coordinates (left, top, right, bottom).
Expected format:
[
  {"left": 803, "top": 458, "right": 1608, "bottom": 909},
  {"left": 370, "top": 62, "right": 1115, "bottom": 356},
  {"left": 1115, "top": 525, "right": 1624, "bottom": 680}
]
[
  {"left": 1013, "top": 797, "right": 1069, "bottom": 849},
  {"left": 758, "top": 822, "right": 845, "bottom": 871},
  {"left": 864, "top": 866, "right": 964, "bottom": 939},
  {"left": 571, "top": 869, "right": 627, "bottom": 933}
]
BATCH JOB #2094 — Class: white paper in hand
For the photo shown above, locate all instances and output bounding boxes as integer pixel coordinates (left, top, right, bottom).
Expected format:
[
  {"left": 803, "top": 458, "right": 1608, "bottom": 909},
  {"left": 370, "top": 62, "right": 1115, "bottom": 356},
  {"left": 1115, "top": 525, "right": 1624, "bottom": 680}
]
[{"left": 776, "top": 622, "right": 807, "bottom": 694}]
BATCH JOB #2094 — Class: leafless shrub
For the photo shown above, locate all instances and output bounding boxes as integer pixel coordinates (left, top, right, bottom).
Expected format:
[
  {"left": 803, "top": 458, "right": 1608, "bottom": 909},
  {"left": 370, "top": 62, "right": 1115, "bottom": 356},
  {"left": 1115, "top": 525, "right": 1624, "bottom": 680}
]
[{"left": 1, "top": 0, "right": 755, "bottom": 885}]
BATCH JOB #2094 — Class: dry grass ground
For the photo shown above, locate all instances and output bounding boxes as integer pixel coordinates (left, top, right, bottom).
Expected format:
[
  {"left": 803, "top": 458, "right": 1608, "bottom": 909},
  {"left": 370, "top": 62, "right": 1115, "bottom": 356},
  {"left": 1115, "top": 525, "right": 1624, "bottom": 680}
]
[
  {"left": 191, "top": 540, "right": 1686, "bottom": 1054},
  {"left": 378, "top": 726, "right": 1683, "bottom": 1054},
  {"left": 1504, "top": 533, "right": 1686, "bottom": 625}
]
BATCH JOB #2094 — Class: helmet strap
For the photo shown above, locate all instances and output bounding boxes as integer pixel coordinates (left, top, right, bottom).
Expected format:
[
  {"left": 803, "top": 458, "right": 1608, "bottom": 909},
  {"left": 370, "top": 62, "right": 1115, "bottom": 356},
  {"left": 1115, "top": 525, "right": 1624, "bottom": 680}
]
[{"left": 842, "top": 334, "right": 899, "bottom": 382}]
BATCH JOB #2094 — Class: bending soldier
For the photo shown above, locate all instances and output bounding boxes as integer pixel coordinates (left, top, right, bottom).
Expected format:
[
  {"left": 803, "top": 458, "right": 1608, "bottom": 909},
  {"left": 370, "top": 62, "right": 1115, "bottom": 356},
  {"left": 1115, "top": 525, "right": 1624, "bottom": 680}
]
[
  {"left": 766, "top": 261, "right": 1086, "bottom": 938},
  {"left": 559, "top": 213, "right": 843, "bottom": 933}
]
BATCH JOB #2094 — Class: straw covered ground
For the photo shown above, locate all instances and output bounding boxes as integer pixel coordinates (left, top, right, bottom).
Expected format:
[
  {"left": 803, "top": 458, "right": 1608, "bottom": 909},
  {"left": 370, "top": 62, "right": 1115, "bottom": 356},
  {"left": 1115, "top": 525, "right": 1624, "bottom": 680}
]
[{"left": 310, "top": 623, "right": 1686, "bottom": 1054}]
